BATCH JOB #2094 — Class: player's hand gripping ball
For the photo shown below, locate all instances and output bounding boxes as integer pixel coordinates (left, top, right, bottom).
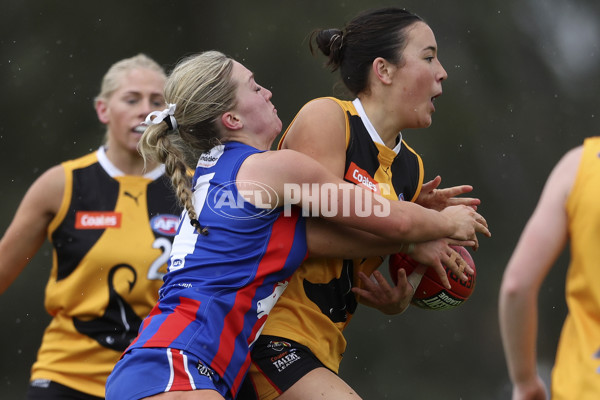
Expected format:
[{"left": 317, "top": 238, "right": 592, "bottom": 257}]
[{"left": 389, "top": 246, "right": 476, "bottom": 310}]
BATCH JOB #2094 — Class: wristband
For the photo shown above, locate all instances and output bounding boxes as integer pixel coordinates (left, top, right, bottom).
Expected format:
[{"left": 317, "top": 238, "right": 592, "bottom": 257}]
[{"left": 401, "top": 243, "right": 415, "bottom": 255}]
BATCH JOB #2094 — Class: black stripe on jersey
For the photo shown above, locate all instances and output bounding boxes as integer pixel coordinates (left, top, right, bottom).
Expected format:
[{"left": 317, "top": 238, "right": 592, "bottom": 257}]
[
  {"left": 147, "top": 174, "right": 180, "bottom": 239},
  {"left": 344, "top": 114, "right": 381, "bottom": 179},
  {"left": 390, "top": 144, "right": 421, "bottom": 200},
  {"left": 344, "top": 113, "right": 420, "bottom": 201},
  {"left": 52, "top": 163, "right": 119, "bottom": 281}
]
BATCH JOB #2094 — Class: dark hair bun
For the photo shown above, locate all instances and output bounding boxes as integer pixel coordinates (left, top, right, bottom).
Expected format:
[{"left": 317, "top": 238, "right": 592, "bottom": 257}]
[{"left": 311, "top": 28, "right": 343, "bottom": 70}]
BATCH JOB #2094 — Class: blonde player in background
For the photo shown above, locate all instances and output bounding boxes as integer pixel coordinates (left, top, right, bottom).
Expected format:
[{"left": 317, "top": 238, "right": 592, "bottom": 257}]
[
  {"left": 0, "top": 54, "right": 180, "bottom": 399},
  {"left": 500, "top": 137, "right": 600, "bottom": 399}
]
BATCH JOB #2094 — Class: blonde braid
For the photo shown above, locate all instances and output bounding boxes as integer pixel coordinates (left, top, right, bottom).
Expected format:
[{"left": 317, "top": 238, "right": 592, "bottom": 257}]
[
  {"left": 161, "top": 137, "right": 208, "bottom": 236},
  {"left": 139, "top": 125, "right": 208, "bottom": 235}
]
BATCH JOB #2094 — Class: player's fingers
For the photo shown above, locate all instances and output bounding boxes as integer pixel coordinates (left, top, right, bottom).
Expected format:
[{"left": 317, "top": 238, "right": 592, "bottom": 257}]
[
  {"left": 394, "top": 268, "right": 413, "bottom": 294},
  {"left": 446, "top": 250, "right": 470, "bottom": 281},
  {"left": 371, "top": 270, "right": 392, "bottom": 289},
  {"left": 468, "top": 235, "right": 480, "bottom": 251},
  {"left": 447, "top": 239, "right": 476, "bottom": 249},
  {"left": 439, "top": 184, "right": 472, "bottom": 198},
  {"left": 358, "top": 271, "right": 395, "bottom": 299},
  {"left": 432, "top": 262, "right": 451, "bottom": 289},
  {"left": 394, "top": 266, "right": 407, "bottom": 284},
  {"left": 350, "top": 286, "right": 370, "bottom": 298},
  {"left": 350, "top": 287, "right": 378, "bottom": 306},
  {"left": 446, "top": 195, "right": 479, "bottom": 206},
  {"left": 455, "top": 255, "right": 470, "bottom": 280},
  {"left": 476, "top": 223, "right": 491, "bottom": 238},
  {"left": 474, "top": 214, "right": 491, "bottom": 237},
  {"left": 421, "top": 176, "right": 441, "bottom": 191},
  {"left": 393, "top": 268, "right": 418, "bottom": 299},
  {"left": 356, "top": 271, "right": 377, "bottom": 289}
]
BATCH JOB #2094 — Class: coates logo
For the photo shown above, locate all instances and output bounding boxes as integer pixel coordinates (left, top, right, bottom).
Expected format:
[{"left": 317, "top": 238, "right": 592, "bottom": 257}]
[
  {"left": 75, "top": 211, "right": 121, "bottom": 229},
  {"left": 150, "top": 214, "right": 179, "bottom": 236},
  {"left": 206, "top": 180, "right": 279, "bottom": 220},
  {"left": 344, "top": 162, "right": 380, "bottom": 194}
]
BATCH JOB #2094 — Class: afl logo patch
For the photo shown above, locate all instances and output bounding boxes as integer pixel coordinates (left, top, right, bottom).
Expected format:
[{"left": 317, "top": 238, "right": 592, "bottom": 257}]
[{"left": 150, "top": 214, "right": 179, "bottom": 236}]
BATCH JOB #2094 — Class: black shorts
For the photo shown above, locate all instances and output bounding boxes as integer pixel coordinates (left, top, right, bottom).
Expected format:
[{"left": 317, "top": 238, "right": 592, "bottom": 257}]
[
  {"left": 239, "top": 335, "right": 327, "bottom": 399},
  {"left": 27, "top": 379, "right": 103, "bottom": 400}
]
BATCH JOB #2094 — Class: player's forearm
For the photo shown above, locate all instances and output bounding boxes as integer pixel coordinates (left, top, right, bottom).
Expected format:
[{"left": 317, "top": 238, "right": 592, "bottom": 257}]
[
  {"left": 0, "top": 228, "right": 47, "bottom": 294},
  {"left": 499, "top": 286, "right": 540, "bottom": 384},
  {"left": 306, "top": 218, "right": 408, "bottom": 259},
  {"left": 385, "top": 201, "right": 486, "bottom": 244}
]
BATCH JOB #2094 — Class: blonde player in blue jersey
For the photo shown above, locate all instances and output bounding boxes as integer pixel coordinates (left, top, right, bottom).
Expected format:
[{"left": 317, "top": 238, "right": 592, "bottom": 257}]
[
  {"left": 500, "top": 137, "right": 600, "bottom": 400},
  {"left": 0, "top": 54, "right": 180, "bottom": 399},
  {"left": 105, "top": 50, "right": 490, "bottom": 400}
]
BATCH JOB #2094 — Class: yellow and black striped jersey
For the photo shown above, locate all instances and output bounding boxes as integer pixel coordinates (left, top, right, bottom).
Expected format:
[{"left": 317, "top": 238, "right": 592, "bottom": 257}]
[
  {"left": 262, "top": 97, "right": 424, "bottom": 372},
  {"left": 30, "top": 147, "right": 180, "bottom": 397}
]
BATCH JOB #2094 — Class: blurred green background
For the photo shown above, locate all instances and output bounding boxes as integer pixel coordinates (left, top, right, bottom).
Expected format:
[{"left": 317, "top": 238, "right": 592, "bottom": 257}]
[{"left": 2, "top": 0, "right": 599, "bottom": 398}]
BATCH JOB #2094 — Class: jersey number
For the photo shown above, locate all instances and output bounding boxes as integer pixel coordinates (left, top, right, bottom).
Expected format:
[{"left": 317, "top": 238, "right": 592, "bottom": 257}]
[{"left": 147, "top": 237, "right": 172, "bottom": 280}]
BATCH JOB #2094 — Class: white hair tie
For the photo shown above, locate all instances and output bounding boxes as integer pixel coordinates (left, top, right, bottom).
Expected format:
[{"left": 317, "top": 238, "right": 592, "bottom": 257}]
[{"left": 144, "top": 103, "right": 178, "bottom": 131}]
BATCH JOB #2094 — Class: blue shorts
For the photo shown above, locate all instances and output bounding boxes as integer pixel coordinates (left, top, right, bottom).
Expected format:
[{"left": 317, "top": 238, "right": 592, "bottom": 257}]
[{"left": 106, "top": 347, "right": 231, "bottom": 400}]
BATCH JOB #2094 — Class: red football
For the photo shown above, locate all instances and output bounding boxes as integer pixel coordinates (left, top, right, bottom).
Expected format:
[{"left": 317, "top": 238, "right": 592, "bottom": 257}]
[{"left": 389, "top": 245, "right": 476, "bottom": 310}]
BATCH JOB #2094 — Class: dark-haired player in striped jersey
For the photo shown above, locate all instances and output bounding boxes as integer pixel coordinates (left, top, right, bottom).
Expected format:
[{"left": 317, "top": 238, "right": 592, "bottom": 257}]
[{"left": 243, "top": 7, "right": 488, "bottom": 400}]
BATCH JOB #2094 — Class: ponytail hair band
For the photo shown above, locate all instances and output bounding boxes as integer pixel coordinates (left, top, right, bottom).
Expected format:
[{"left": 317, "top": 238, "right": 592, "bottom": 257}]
[
  {"left": 329, "top": 33, "right": 343, "bottom": 50},
  {"left": 144, "top": 103, "right": 178, "bottom": 131},
  {"left": 190, "top": 218, "right": 209, "bottom": 236}
]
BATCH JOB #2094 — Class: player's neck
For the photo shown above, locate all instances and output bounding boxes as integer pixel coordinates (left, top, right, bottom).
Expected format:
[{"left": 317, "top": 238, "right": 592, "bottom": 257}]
[
  {"left": 104, "top": 145, "right": 156, "bottom": 176},
  {"left": 358, "top": 95, "right": 401, "bottom": 148}
]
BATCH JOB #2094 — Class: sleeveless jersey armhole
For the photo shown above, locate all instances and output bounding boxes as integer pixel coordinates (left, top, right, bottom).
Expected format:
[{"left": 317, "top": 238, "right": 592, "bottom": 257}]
[
  {"left": 47, "top": 163, "right": 72, "bottom": 239},
  {"left": 322, "top": 97, "right": 352, "bottom": 150},
  {"left": 278, "top": 97, "right": 351, "bottom": 151},
  {"left": 566, "top": 138, "right": 598, "bottom": 215},
  {"left": 402, "top": 140, "right": 425, "bottom": 202},
  {"left": 47, "top": 152, "right": 99, "bottom": 238}
]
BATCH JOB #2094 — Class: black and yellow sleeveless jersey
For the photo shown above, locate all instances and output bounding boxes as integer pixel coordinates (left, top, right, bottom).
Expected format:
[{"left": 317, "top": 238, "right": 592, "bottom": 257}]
[
  {"left": 30, "top": 147, "right": 180, "bottom": 397},
  {"left": 262, "top": 97, "right": 424, "bottom": 372}
]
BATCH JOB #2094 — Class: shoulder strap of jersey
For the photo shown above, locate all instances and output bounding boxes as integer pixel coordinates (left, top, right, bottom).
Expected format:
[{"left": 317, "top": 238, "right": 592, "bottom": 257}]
[
  {"left": 277, "top": 97, "right": 354, "bottom": 150},
  {"left": 48, "top": 151, "right": 99, "bottom": 237},
  {"left": 400, "top": 140, "right": 425, "bottom": 202}
]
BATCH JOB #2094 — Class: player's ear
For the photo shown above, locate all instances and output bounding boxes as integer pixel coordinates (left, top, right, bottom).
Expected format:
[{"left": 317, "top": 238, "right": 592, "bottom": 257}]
[
  {"left": 221, "top": 111, "right": 243, "bottom": 130},
  {"left": 372, "top": 57, "right": 394, "bottom": 85},
  {"left": 95, "top": 99, "right": 110, "bottom": 124}
]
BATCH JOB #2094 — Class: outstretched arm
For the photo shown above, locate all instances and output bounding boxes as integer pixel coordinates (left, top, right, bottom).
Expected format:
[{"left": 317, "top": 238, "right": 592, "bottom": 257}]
[
  {"left": 499, "top": 146, "right": 581, "bottom": 400},
  {"left": 0, "top": 166, "right": 63, "bottom": 294},
  {"left": 305, "top": 218, "right": 410, "bottom": 259},
  {"left": 241, "top": 148, "right": 490, "bottom": 245}
]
